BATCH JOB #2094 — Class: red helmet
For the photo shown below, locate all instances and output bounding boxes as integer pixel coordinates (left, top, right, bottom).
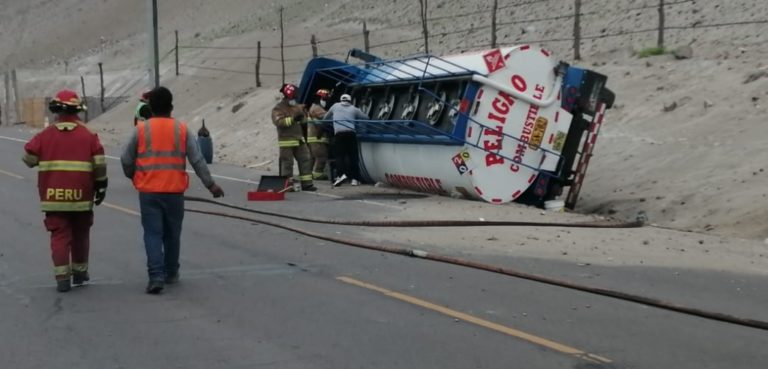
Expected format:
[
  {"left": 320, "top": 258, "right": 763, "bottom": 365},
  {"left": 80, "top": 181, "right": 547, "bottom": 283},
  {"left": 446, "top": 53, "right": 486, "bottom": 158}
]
[
  {"left": 280, "top": 84, "right": 297, "bottom": 100},
  {"left": 49, "top": 89, "right": 86, "bottom": 113},
  {"left": 316, "top": 89, "right": 331, "bottom": 100}
]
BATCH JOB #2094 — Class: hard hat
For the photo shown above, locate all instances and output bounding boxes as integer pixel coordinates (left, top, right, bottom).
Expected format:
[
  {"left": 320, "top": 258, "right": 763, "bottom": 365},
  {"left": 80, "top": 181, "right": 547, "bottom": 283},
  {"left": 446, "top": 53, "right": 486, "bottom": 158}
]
[
  {"left": 49, "top": 89, "right": 86, "bottom": 114},
  {"left": 316, "top": 89, "right": 331, "bottom": 99},
  {"left": 340, "top": 94, "right": 352, "bottom": 102},
  {"left": 280, "top": 83, "right": 297, "bottom": 100}
]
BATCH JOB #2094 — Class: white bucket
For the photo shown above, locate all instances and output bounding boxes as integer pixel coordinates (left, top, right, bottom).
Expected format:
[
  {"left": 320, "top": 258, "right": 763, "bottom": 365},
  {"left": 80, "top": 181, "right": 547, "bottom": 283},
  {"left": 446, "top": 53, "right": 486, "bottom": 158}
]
[{"left": 544, "top": 200, "right": 565, "bottom": 212}]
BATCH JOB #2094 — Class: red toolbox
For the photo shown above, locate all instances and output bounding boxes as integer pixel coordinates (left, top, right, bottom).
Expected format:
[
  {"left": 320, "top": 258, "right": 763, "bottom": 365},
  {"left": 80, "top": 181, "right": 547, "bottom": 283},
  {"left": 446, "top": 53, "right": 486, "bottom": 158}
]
[{"left": 247, "top": 176, "right": 290, "bottom": 201}]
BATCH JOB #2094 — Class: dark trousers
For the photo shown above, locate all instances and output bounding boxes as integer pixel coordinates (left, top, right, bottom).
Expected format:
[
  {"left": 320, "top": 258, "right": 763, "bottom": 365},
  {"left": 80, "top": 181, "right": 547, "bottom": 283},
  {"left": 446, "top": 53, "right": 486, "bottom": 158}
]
[
  {"left": 139, "top": 193, "right": 184, "bottom": 281},
  {"left": 333, "top": 131, "right": 360, "bottom": 181},
  {"left": 278, "top": 143, "right": 314, "bottom": 185},
  {"left": 44, "top": 211, "right": 93, "bottom": 280}
]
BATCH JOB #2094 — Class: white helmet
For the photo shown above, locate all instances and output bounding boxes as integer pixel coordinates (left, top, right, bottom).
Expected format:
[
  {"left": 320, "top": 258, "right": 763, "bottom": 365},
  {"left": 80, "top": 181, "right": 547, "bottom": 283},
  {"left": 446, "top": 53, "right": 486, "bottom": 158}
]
[{"left": 340, "top": 94, "right": 352, "bottom": 103}]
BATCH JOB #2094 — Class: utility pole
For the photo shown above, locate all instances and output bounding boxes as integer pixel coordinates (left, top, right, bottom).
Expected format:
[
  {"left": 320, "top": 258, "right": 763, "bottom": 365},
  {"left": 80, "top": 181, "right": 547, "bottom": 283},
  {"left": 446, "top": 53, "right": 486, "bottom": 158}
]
[
  {"left": 152, "top": 0, "right": 160, "bottom": 87},
  {"left": 279, "top": 6, "right": 285, "bottom": 84}
]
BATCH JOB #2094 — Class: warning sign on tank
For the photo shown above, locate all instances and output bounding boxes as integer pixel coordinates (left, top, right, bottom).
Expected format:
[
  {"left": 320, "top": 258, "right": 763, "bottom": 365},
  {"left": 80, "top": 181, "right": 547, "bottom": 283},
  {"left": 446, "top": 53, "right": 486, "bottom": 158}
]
[
  {"left": 482, "top": 49, "right": 505, "bottom": 74},
  {"left": 452, "top": 149, "right": 472, "bottom": 175},
  {"left": 529, "top": 116, "right": 549, "bottom": 150},
  {"left": 553, "top": 131, "right": 567, "bottom": 152}
]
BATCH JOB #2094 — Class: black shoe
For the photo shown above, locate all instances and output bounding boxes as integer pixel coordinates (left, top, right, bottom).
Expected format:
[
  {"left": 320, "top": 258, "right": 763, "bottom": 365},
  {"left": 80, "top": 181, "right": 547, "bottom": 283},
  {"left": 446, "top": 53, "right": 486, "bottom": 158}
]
[
  {"left": 56, "top": 279, "right": 71, "bottom": 293},
  {"left": 72, "top": 272, "right": 90, "bottom": 286},
  {"left": 146, "top": 280, "right": 164, "bottom": 294},
  {"left": 165, "top": 272, "right": 179, "bottom": 285},
  {"left": 301, "top": 185, "right": 317, "bottom": 192}
]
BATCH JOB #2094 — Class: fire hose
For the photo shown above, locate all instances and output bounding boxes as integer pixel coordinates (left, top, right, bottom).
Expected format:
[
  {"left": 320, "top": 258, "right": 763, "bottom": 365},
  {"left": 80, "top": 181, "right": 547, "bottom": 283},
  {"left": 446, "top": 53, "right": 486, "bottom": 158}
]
[{"left": 184, "top": 196, "right": 768, "bottom": 332}]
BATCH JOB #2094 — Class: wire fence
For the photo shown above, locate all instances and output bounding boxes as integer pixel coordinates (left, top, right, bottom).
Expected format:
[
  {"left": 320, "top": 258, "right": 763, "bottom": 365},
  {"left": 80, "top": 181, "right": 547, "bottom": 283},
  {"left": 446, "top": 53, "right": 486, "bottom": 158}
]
[
  {"left": 167, "top": 0, "right": 766, "bottom": 86},
  {"left": 3, "top": 0, "right": 766, "bottom": 125}
]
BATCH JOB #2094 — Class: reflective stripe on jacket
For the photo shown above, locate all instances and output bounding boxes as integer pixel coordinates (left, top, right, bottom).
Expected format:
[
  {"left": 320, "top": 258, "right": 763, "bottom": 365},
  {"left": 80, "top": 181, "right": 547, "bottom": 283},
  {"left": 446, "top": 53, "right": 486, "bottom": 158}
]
[
  {"left": 307, "top": 103, "right": 329, "bottom": 144},
  {"left": 23, "top": 121, "right": 106, "bottom": 212},
  {"left": 132, "top": 117, "right": 189, "bottom": 193},
  {"left": 271, "top": 99, "right": 306, "bottom": 144}
]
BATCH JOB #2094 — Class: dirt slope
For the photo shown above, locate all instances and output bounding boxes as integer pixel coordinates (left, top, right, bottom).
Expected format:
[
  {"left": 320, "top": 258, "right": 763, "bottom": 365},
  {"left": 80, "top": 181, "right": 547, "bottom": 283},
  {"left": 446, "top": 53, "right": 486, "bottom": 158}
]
[{"left": 1, "top": 0, "right": 766, "bottom": 240}]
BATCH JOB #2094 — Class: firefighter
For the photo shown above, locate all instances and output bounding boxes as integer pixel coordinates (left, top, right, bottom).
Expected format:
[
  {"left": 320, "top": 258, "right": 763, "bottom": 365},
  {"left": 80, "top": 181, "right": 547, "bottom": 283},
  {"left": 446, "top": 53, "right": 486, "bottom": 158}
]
[
  {"left": 271, "top": 83, "right": 316, "bottom": 191},
  {"left": 22, "top": 89, "right": 108, "bottom": 293},
  {"left": 306, "top": 89, "right": 331, "bottom": 180},
  {"left": 121, "top": 86, "right": 224, "bottom": 294},
  {"left": 134, "top": 90, "right": 152, "bottom": 126}
]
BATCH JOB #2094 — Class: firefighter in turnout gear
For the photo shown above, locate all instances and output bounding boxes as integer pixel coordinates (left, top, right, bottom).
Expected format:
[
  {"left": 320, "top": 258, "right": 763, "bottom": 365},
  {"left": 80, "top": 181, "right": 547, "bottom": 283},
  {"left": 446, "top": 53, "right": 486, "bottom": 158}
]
[
  {"left": 22, "top": 89, "right": 108, "bottom": 293},
  {"left": 271, "top": 83, "right": 316, "bottom": 191},
  {"left": 307, "top": 89, "right": 331, "bottom": 180}
]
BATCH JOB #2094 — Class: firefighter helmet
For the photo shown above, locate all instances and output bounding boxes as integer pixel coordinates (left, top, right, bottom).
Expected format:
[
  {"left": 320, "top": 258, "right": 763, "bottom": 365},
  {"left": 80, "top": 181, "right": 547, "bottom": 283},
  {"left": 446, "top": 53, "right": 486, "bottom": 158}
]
[
  {"left": 316, "top": 89, "right": 331, "bottom": 100},
  {"left": 49, "top": 89, "right": 86, "bottom": 114},
  {"left": 280, "top": 84, "right": 297, "bottom": 100}
]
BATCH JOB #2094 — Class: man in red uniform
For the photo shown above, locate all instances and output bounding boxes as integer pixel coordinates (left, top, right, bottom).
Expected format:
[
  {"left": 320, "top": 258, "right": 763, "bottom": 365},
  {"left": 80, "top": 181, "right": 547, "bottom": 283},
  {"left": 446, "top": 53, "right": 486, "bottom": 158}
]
[{"left": 22, "top": 90, "right": 108, "bottom": 292}]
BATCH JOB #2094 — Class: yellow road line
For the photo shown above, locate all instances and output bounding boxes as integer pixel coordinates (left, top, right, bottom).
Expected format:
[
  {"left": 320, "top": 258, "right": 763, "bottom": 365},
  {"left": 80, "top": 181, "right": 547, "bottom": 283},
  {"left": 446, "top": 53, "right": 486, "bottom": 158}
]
[
  {"left": 0, "top": 168, "right": 23, "bottom": 179},
  {"left": 101, "top": 202, "right": 140, "bottom": 216},
  {"left": 337, "top": 276, "right": 611, "bottom": 364}
]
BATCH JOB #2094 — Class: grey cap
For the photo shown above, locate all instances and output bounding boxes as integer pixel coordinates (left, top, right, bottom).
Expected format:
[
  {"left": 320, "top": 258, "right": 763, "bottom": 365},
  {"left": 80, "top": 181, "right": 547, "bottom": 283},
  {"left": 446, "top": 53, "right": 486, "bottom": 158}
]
[{"left": 340, "top": 94, "right": 352, "bottom": 102}]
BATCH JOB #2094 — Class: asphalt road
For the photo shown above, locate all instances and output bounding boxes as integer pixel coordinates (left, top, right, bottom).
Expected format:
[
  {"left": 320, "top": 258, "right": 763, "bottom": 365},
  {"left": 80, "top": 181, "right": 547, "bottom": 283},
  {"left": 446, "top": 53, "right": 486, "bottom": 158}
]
[{"left": 0, "top": 127, "right": 766, "bottom": 369}]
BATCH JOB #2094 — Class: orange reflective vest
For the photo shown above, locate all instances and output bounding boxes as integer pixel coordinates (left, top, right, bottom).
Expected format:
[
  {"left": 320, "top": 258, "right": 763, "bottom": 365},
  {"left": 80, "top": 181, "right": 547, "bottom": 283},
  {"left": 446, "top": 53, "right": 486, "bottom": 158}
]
[{"left": 133, "top": 117, "right": 189, "bottom": 193}]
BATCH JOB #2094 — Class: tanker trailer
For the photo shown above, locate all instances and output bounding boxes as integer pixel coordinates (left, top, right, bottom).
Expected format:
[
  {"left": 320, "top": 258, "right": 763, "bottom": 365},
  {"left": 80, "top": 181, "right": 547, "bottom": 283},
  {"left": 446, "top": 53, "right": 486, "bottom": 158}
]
[{"left": 297, "top": 46, "right": 614, "bottom": 208}]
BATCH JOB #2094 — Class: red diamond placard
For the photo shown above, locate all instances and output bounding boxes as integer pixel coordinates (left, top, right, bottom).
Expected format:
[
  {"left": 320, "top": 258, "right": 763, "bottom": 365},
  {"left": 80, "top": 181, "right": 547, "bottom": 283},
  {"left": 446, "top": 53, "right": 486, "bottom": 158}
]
[{"left": 483, "top": 49, "right": 505, "bottom": 74}]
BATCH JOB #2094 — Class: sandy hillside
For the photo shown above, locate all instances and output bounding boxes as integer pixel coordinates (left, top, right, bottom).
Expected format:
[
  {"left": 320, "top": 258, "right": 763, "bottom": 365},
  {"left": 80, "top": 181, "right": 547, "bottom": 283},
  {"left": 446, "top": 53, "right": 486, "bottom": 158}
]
[{"left": 1, "top": 0, "right": 767, "bottom": 241}]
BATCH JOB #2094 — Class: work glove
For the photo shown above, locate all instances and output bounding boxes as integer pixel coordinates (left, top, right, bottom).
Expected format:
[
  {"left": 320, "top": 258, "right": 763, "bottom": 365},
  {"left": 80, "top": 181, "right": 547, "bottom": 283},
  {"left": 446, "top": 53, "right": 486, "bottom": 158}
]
[
  {"left": 94, "top": 178, "right": 108, "bottom": 206},
  {"left": 293, "top": 113, "right": 305, "bottom": 122},
  {"left": 208, "top": 183, "right": 225, "bottom": 198}
]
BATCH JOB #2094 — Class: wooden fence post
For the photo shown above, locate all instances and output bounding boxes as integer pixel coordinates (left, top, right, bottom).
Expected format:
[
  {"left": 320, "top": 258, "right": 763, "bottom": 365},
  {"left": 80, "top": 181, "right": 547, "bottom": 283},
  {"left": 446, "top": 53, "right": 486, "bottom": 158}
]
[
  {"left": 279, "top": 6, "right": 286, "bottom": 84},
  {"left": 573, "top": 0, "right": 582, "bottom": 60},
  {"left": 491, "top": 0, "right": 498, "bottom": 48},
  {"left": 419, "top": 0, "right": 429, "bottom": 53},
  {"left": 98, "top": 62, "right": 105, "bottom": 112},
  {"left": 363, "top": 22, "right": 370, "bottom": 52},
  {"left": 80, "top": 75, "right": 88, "bottom": 123},
  {"left": 256, "top": 41, "right": 262, "bottom": 88},
  {"left": 657, "top": 0, "right": 665, "bottom": 49},
  {"left": 3, "top": 72, "right": 9, "bottom": 125},
  {"left": 175, "top": 30, "right": 180, "bottom": 76},
  {"left": 311, "top": 34, "right": 318, "bottom": 57},
  {"left": 11, "top": 70, "right": 19, "bottom": 123}
]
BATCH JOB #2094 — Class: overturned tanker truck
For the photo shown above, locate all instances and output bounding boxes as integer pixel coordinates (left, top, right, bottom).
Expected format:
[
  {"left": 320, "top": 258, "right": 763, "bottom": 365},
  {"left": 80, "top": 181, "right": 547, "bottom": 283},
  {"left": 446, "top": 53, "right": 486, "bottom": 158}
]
[{"left": 297, "top": 45, "right": 615, "bottom": 209}]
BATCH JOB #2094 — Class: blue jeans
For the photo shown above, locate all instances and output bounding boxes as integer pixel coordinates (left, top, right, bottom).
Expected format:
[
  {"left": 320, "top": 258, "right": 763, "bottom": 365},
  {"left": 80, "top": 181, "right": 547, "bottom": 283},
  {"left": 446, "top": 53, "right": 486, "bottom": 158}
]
[{"left": 139, "top": 193, "right": 184, "bottom": 281}]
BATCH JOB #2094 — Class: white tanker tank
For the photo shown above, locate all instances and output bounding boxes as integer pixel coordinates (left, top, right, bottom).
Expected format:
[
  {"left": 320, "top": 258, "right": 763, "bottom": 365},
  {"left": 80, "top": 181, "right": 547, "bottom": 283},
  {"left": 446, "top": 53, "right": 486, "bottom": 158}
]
[{"left": 297, "top": 45, "right": 614, "bottom": 208}]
